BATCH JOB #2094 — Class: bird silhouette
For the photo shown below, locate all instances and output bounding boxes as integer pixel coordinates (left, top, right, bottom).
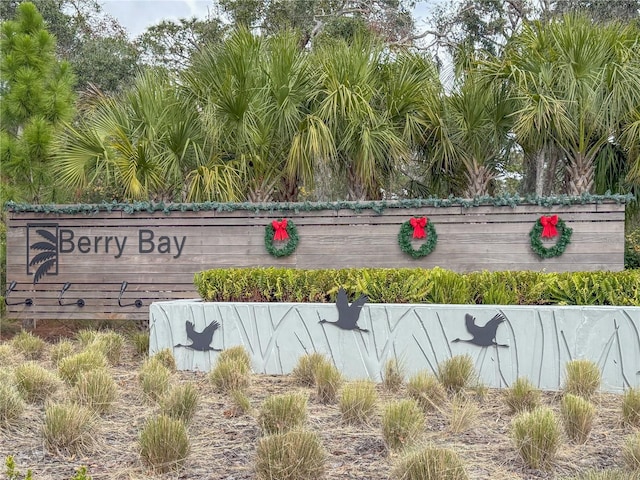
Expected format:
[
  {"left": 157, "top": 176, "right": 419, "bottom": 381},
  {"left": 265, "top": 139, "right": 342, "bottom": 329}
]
[
  {"left": 452, "top": 313, "right": 509, "bottom": 347},
  {"left": 174, "top": 320, "right": 222, "bottom": 351},
  {"left": 319, "top": 288, "right": 369, "bottom": 332}
]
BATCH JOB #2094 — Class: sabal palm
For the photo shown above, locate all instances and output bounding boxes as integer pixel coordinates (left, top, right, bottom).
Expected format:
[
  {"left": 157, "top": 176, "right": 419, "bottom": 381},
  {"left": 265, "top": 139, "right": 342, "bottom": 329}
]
[
  {"left": 484, "top": 15, "right": 640, "bottom": 195},
  {"left": 55, "top": 69, "right": 243, "bottom": 202}
]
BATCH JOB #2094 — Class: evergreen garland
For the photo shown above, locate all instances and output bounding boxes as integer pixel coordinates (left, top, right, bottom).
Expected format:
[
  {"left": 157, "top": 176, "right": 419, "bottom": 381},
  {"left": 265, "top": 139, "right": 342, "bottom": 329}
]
[
  {"left": 398, "top": 220, "right": 438, "bottom": 259},
  {"left": 529, "top": 217, "right": 573, "bottom": 258},
  {"left": 264, "top": 220, "right": 299, "bottom": 257}
]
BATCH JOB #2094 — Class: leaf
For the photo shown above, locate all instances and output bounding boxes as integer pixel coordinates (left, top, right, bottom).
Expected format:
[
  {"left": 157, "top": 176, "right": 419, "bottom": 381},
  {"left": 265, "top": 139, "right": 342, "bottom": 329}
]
[
  {"left": 30, "top": 241, "right": 56, "bottom": 251},
  {"left": 29, "top": 251, "right": 57, "bottom": 266},
  {"left": 36, "top": 229, "right": 58, "bottom": 243},
  {"left": 33, "top": 258, "right": 56, "bottom": 284}
]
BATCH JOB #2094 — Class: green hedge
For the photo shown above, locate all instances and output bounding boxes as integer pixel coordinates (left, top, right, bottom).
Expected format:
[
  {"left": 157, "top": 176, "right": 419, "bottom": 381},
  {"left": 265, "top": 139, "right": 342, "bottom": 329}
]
[{"left": 194, "top": 267, "right": 640, "bottom": 306}]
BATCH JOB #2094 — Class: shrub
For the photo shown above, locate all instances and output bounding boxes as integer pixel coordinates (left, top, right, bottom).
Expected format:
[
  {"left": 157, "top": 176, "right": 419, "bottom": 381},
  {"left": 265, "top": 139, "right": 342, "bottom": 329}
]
[
  {"left": 0, "top": 384, "right": 25, "bottom": 427},
  {"left": 11, "top": 331, "right": 45, "bottom": 360},
  {"left": 151, "top": 348, "right": 177, "bottom": 372},
  {"left": 623, "top": 388, "right": 640, "bottom": 427},
  {"left": 448, "top": 395, "right": 479, "bottom": 433},
  {"left": 381, "top": 399, "right": 424, "bottom": 451},
  {"left": 258, "top": 392, "right": 308, "bottom": 435},
  {"left": 292, "top": 352, "right": 331, "bottom": 387},
  {"left": 139, "top": 414, "right": 190, "bottom": 473},
  {"left": 624, "top": 433, "right": 640, "bottom": 470},
  {"left": 58, "top": 350, "right": 107, "bottom": 385},
  {"left": 217, "top": 345, "right": 251, "bottom": 369},
  {"left": 564, "top": 359, "right": 601, "bottom": 399},
  {"left": 4, "top": 455, "right": 33, "bottom": 480},
  {"left": 406, "top": 370, "right": 446, "bottom": 411},
  {"left": 50, "top": 339, "right": 75, "bottom": 366},
  {"left": 43, "top": 402, "right": 97, "bottom": 455},
  {"left": 382, "top": 357, "right": 405, "bottom": 392},
  {"left": 392, "top": 446, "right": 469, "bottom": 480},
  {"left": 73, "top": 369, "right": 118, "bottom": 414},
  {"left": 561, "top": 394, "right": 595, "bottom": 444},
  {"left": 314, "top": 361, "right": 342, "bottom": 404},
  {"left": 90, "top": 331, "right": 125, "bottom": 365},
  {"left": 255, "top": 430, "right": 325, "bottom": 480},
  {"left": 14, "top": 362, "right": 60, "bottom": 403},
  {"left": 625, "top": 228, "right": 640, "bottom": 270},
  {"left": 139, "top": 359, "right": 171, "bottom": 402},
  {"left": 504, "top": 377, "right": 541, "bottom": 413},
  {"left": 339, "top": 380, "right": 377, "bottom": 425},
  {"left": 209, "top": 358, "right": 250, "bottom": 393},
  {"left": 437, "top": 355, "right": 476, "bottom": 393},
  {"left": 511, "top": 407, "right": 561, "bottom": 470},
  {"left": 160, "top": 383, "right": 199, "bottom": 425},
  {"left": 131, "top": 332, "right": 150, "bottom": 357}
]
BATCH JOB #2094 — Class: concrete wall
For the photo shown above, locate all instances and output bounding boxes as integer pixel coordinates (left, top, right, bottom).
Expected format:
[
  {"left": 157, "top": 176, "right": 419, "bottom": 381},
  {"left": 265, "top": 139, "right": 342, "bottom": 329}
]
[{"left": 150, "top": 300, "right": 640, "bottom": 393}]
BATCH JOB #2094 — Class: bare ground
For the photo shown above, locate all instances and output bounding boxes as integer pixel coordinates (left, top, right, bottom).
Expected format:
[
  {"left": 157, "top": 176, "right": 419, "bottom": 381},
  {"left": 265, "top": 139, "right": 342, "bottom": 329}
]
[{"left": 0, "top": 323, "right": 636, "bottom": 480}]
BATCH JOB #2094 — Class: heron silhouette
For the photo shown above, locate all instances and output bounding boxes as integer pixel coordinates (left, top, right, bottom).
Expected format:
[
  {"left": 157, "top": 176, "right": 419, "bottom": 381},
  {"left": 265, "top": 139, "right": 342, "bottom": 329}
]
[
  {"left": 451, "top": 313, "right": 509, "bottom": 347},
  {"left": 319, "top": 288, "right": 369, "bottom": 332},
  {"left": 174, "top": 320, "right": 222, "bottom": 351}
]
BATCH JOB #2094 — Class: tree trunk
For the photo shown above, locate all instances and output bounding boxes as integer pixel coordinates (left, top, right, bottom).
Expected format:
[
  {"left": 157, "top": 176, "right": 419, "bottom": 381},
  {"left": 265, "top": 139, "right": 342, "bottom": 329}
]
[
  {"left": 346, "top": 164, "right": 368, "bottom": 201},
  {"left": 565, "top": 152, "right": 594, "bottom": 195},
  {"left": 463, "top": 159, "right": 494, "bottom": 198}
]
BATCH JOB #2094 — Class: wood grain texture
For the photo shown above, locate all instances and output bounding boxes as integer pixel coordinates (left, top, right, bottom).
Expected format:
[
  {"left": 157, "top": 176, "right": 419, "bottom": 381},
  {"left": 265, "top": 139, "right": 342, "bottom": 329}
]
[{"left": 5, "top": 203, "right": 626, "bottom": 320}]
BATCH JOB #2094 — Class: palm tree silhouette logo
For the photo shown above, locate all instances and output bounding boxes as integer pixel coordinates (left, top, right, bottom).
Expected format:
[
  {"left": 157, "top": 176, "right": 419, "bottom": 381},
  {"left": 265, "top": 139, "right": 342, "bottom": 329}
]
[{"left": 27, "top": 225, "right": 59, "bottom": 284}]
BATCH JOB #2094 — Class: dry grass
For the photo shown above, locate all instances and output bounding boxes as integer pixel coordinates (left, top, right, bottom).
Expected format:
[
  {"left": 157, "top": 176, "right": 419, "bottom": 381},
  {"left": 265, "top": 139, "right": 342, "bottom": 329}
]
[
  {"left": 381, "top": 398, "right": 424, "bottom": 451},
  {"left": 314, "top": 361, "right": 342, "bottom": 404},
  {"left": 139, "top": 414, "right": 190, "bottom": 473},
  {"left": 150, "top": 348, "right": 177, "bottom": 372},
  {"left": 255, "top": 430, "right": 325, "bottom": 480},
  {"left": 447, "top": 395, "right": 479, "bottom": 433},
  {"left": 406, "top": 370, "right": 447, "bottom": 411},
  {"left": 139, "top": 359, "right": 171, "bottom": 402},
  {"left": 14, "top": 362, "right": 60, "bottom": 403},
  {"left": 58, "top": 350, "right": 108, "bottom": 385},
  {"left": 393, "top": 445, "right": 469, "bottom": 480},
  {"left": 339, "top": 380, "right": 378, "bottom": 425},
  {"left": 292, "top": 352, "right": 331, "bottom": 387},
  {"left": 43, "top": 402, "right": 97, "bottom": 455},
  {"left": 258, "top": 392, "right": 308, "bottom": 435},
  {"left": 561, "top": 394, "right": 595, "bottom": 444},
  {"left": 159, "top": 383, "right": 199, "bottom": 425},
  {"left": 623, "top": 388, "right": 640, "bottom": 427},
  {"left": 563, "top": 359, "right": 601, "bottom": 399},
  {"left": 511, "top": 407, "right": 561, "bottom": 470},
  {"left": 504, "top": 376, "right": 542, "bottom": 413},
  {"left": 73, "top": 369, "right": 118, "bottom": 414},
  {"left": 437, "top": 355, "right": 476, "bottom": 393},
  {"left": 0, "top": 384, "right": 25, "bottom": 427},
  {"left": 382, "top": 357, "right": 405, "bottom": 392},
  {"left": 209, "top": 358, "right": 250, "bottom": 393},
  {"left": 11, "top": 331, "right": 46, "bottom": 360}
]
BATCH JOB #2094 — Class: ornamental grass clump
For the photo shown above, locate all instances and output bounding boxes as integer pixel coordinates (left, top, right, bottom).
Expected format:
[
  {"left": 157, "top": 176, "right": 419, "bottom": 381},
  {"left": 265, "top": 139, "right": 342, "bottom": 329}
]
[
  {"left": 255, "top": 430, "right": 325, "bottom": 480},
  {"left": 392, "top": 446, "right": 469, "bottom": 480},
  {"left": 139, "top": 414, "right": 190, "bottom": 474},
  {"left": 14, "top": 362, "right": 60, "bottom": 403},
  {"left": 73, "top": 369, "right": 118, "bottom": 414},
  {"left": 209, "top": 358, "right": 250, "bottom": 393},
  {"left": 139, "top": 359, "right": 171, "bottom": 402},
  {"left": 217, "top": 345, "right": 251, "bottom": 370},
  {"left": 89, "top": 331, "right": 125, "bottom": 365},
  {"left": 406, "top": 370, "right": 447, "bottom": 412},
  {"left": 75, "top": 329, "right": 99, "bottom": 347},
  {"left": 11, "top": 330, "right": 45, "bottom": 360},
  {"left": 382, "top": 399, "right": 424, "bottom": 451},
  {"left": 624, "top": 433, "right": 640, "bottom": 470},
  {"left": 0, "top": 383, "right": 25, "bottom": 427},
  {"left": 504, "top": 377, "right": 541, "bottom": 413},
  {"left": 292, "top": 352, "right": 331, "bottom": 387},
  {"left": 131, "top": 332, "right": 150, "bottom": 357},
  {"left": 151, "top": 348, "right": 177, "bottom": 372},
  {"left": 159, "top": 383, "right": 199, "bottom": 425},
  {"left": 437, "top": 355, "right": 476, "bottom": 393},
  {"left": 50, "top": 339, "right": 75, "bottom": 366},
  {"left": 0, "top": 344, "right": 16, "bottom": 365},
  {"left": 448, "top": 395, "right": 479, "bottom": 433},
  {"left": 563, "top": 359, "right": 601, "bottom": 399},
  {"left": 230, "top": 389, "right": 252, "bottom": 416},
  {"left": 561, "top": 394, "right": 595, "bottom": 444},
  {"left": 314, "top": 361, "right": 342, "bottom": 404},
  {"left": 623, "top": 388, "right": 640, "bottom": 427},
  {"left": 258, "top": 392, "right": 308, "bottom": 435},
  {"left": 382, "top": 357, "right": 405, "bottom": 392},
  {"left": 339, "top": 380, "right": 377, "bottom": 425},
  {"left": 511, "top": 407, "right": 561, "bottom": 470},
  {"left": 43, "top": 402, "right": 97, "bottom": 455},
  {"left": 58, "top": 350, "right": 108, "bottom": 385}
]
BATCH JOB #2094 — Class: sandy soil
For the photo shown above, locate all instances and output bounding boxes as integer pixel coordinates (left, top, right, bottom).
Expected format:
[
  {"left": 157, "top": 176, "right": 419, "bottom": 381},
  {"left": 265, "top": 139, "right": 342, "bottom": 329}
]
[{"left": 0, "top": 322, "right": 637, "bottom": 480}]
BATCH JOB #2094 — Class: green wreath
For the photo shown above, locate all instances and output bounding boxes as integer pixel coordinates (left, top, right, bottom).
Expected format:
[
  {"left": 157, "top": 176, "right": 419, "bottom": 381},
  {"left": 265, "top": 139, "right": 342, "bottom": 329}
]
[
  {"left": 398, "top": 219, "right": 438, "bottom": 259},
  {"left": 529, "top": 217, "right": 573, "bottom": 258},
  {"left": 265, "top": 219, "right": 299, "bottom": 257}
]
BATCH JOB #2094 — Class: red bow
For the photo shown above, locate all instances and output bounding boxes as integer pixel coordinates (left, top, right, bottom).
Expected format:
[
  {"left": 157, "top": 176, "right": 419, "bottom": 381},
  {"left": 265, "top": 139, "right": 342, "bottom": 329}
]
[
  {"left": 409, "top": 217, "right": 427, "bottom": 239},
  {"left": 272, "top": 219, "right": 289, "bottom": 241},
  {"left": 540, "top": 215, "right": 558, "bottom": 238}
]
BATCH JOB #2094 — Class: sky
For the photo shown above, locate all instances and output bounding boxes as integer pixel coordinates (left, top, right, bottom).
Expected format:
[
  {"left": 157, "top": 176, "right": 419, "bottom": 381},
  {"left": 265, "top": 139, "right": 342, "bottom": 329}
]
[{"left": 100, "top": 0, "right": 440, "bottom": 38}]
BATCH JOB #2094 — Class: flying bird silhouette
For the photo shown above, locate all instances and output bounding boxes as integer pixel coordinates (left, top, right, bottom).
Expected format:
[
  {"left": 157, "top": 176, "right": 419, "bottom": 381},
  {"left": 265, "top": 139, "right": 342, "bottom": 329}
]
[
  {"left": 452, "top": 313, "right": 509, "bottom": 347},
  {"left": 174, "top": 320, "right": 222, "bottom": 351},
  {"left": 319, "top": 288, "right": 369, "bottom": 332}
]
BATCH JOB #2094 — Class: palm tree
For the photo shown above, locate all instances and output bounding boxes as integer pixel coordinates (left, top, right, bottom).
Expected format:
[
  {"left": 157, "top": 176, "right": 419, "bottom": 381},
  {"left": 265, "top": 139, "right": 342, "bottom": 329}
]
[{"left": 483, "top": 15, "right": 640, "bottom": 196}]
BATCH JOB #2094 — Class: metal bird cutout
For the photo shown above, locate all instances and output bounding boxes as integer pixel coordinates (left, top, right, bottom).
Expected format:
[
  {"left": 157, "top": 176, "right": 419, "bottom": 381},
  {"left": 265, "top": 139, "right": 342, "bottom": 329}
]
[
  {"left": 452, "top": 313, "right": 509, "bottom": 348},
  {"left": 319, "top": 288, "right": 369, "bottom": 332},
  {"left": 174, "top": 320, "right": 222, "bottom": 351}
]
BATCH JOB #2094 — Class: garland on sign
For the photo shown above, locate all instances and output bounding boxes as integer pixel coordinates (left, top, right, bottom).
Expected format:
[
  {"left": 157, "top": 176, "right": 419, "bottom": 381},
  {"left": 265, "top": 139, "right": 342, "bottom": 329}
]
[
  {"left": 264, "top": 219, "right": 299, "bottom": 257},
  {"left": 398, "top": 217, "right": 438, "bottom": 259},
  {"left": 529, "top": 215, "right": 573, "bottom": 258}
]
